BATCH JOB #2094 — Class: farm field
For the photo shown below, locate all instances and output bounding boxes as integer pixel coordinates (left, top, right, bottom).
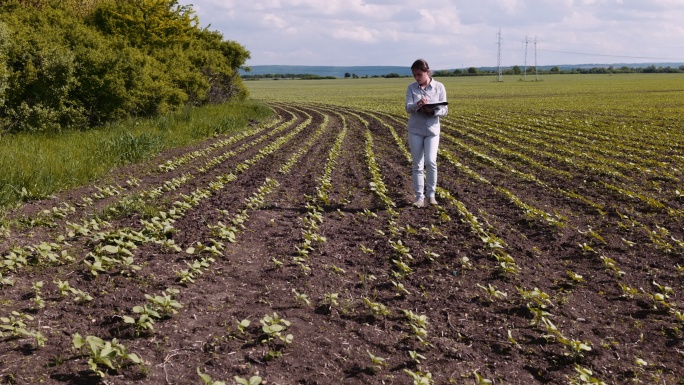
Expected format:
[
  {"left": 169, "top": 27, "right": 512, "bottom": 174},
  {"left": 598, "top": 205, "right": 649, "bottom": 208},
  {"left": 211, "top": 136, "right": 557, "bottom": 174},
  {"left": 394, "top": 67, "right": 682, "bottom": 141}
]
[{"left": 1, "top": 74, "right": 684, "bottom": 384}]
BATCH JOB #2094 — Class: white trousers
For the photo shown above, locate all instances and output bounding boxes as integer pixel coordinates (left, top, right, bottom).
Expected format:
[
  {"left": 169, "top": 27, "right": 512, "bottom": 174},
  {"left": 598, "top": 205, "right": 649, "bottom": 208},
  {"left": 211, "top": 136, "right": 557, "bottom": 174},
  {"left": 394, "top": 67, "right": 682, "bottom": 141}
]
[{"left": 408, "top": 132, "right": 439, "bottom": 200}]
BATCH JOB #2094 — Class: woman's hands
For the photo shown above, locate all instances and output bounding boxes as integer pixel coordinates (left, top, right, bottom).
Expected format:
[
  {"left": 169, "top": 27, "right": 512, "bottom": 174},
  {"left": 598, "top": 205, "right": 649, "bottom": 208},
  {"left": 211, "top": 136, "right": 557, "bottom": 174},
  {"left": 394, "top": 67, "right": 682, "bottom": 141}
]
[{"left": 417, "top": 96, "right": 435, "bottom": 115}]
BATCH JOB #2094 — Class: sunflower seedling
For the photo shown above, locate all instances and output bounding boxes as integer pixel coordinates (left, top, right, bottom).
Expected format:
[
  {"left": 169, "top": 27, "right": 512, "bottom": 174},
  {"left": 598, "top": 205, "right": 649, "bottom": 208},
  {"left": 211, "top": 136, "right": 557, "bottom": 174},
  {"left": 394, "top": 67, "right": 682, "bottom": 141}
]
[
  {"left": 477, "top": 283, "right": 507, "bottom": 302},
  {"left": 197, "top": 368, "right": 226, "bottom": 385},
  {"left": 233, "top": 375, "right": 262, "bottom": 385},
  {"left": 237, "top": 319, "right": 251, "bottom": 334},
  {"left": 404, "top": 369, "right": 433, "bottom": 385},
  {"left": 72, "top": 334, "right": 142, "bottom": 377},
  {"left": 367, "top": 350, "right": 387, "bottom": 372},
  {"left": 408, "top": 350, "right": 426, "bottom": 364},
  {"left": 292, "top": 289, "right": 311, "bottom": 307}
]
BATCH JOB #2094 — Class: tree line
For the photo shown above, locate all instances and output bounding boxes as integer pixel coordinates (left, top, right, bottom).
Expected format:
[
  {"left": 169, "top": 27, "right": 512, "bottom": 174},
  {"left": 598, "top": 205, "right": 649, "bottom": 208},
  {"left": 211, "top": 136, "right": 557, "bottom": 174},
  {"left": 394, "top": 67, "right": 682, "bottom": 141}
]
[{"left": 0, "top": 0, "right": 250, "bottom": 134}]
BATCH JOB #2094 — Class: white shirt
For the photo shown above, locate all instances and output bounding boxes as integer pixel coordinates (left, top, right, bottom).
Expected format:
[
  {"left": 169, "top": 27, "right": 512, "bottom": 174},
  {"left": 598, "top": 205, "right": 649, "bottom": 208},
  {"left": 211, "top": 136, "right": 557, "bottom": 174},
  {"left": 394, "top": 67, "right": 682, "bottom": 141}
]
[{"left": 405, "top": 78, "right": 448, "bottom": 136}]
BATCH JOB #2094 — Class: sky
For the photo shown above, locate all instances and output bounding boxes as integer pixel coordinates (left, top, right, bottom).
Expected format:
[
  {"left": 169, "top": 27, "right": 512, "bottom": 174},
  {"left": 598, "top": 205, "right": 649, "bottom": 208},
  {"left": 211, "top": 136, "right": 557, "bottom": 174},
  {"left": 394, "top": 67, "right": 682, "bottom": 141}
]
[{"left": 177, "top": 0, "right": 684, "bottom": 70}]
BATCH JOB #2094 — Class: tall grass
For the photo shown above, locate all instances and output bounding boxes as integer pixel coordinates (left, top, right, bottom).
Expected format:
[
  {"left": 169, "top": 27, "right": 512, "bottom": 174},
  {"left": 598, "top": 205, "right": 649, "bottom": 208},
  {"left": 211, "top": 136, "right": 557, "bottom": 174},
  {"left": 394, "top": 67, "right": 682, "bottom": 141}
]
[{"left": 0, "top": 101, "right": 272, "bottom": 210}]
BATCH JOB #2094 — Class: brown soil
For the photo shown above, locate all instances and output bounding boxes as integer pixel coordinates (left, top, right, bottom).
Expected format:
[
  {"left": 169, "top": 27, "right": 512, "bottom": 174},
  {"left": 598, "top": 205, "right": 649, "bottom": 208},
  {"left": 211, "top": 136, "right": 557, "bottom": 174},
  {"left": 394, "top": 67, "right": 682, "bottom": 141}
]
[{"left": 0, "top": 103, "right": 682, "bottom": 385}]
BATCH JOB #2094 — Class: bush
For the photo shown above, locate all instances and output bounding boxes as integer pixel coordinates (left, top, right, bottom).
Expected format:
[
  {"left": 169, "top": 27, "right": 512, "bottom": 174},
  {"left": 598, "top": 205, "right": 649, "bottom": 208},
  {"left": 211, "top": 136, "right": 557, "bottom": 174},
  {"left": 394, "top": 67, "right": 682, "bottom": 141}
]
[{"left": 0, "top": 0, "right": 251, "bottom": 133}]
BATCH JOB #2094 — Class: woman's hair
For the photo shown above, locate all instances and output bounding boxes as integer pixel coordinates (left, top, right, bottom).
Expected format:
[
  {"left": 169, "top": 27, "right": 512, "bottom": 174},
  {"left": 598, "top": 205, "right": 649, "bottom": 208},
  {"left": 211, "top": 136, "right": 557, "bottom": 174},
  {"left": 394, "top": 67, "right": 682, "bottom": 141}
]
[{"left": 411, "top": 59, "right": 430, "bottom": 72}]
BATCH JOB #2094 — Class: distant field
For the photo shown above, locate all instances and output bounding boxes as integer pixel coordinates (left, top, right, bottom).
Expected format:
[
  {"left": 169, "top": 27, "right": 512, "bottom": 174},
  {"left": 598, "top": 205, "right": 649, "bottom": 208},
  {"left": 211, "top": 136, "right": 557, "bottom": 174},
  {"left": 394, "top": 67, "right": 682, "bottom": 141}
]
[
  {"left": 2, "top": 73, "right": 683, "bottom": 384},
  {"left": 247, "top": 73, "right": 684, "bottom": 117}
]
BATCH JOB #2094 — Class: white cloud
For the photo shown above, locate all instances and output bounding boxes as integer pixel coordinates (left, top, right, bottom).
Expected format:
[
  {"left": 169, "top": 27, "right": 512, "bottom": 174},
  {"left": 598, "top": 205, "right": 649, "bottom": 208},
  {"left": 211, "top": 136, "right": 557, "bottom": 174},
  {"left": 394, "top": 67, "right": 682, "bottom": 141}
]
[{"left": 181, "top": 0, "right": 684, "bottom": 67}]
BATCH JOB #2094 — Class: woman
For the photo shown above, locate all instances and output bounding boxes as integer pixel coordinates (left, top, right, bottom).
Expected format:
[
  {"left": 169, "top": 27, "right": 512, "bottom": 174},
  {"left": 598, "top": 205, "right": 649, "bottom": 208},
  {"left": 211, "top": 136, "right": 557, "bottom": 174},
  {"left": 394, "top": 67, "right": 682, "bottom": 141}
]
[{"left": 405, "top": 59, "right": 448, "bottom": 207}]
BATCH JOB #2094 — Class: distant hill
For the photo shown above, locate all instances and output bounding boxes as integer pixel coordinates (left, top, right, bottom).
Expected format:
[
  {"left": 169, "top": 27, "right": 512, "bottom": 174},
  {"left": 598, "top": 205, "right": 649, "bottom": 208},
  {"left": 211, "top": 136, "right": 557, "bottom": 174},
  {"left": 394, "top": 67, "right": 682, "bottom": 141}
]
[
  {"left": 241, "top": 63, "right": 683, "bottom": 78},
  {"left": 240, "top": 65, "right": 412, "bottom": 78}
]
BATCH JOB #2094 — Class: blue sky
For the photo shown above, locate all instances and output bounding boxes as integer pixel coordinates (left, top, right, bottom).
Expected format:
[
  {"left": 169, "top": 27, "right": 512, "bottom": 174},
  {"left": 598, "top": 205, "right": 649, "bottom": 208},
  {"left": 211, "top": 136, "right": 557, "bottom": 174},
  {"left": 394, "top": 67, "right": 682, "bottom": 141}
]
[{"left": 178, "top": 0, "right": 684, "bottom": 69}]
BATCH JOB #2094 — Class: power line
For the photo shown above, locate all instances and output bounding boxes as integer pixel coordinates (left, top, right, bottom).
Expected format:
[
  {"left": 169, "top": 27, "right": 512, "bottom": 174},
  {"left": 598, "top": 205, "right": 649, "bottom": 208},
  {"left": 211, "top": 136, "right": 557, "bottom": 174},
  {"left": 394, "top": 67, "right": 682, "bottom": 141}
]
[{"left": 538, "top": 49, "right": 684, "bottom": 61}]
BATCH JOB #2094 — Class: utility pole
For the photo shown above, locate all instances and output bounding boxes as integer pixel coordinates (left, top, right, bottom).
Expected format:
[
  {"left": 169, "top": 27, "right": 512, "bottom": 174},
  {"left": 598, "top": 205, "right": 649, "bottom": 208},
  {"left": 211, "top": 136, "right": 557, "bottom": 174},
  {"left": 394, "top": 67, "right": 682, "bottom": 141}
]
[
  {"left": 534, "top": 36, "right": 539, "bottom": 81},
  {"left": 497, "top": 28, "right": 503, "bottom": 82},
  {"left": 523, "top": 36, "right": 529, "bottom": 81}
]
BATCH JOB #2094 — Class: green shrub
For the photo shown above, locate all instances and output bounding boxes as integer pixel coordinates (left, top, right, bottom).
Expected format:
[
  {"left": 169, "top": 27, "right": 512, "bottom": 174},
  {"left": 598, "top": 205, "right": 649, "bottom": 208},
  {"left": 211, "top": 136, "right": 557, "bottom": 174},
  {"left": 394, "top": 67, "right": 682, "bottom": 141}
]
[{"left": 0, "top": 0, "right": 251, "bottom": 133}]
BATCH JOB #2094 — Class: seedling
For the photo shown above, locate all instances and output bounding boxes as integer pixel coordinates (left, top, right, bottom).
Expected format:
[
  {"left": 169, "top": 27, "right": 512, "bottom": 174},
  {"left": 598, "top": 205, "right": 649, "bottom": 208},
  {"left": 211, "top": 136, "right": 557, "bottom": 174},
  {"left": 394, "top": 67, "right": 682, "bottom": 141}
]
[
  {"left": 477, "top": 283, "right": 507, "bottom": 301},
  {"left": 31, "top": 281, "right": 45, "bottom": 309},
  {"left": 568, "top": 365, "right": 606, "bottom": 385},
  {"left": 71, "top": 288, "right": 94, "bottom": 303},
  {"left": 599, "top": 256, "right": 624, "bottom": 277},
  {"left": 618, "top": 283, "right": 639, "bottom": 299},
  {"left": 0, "top": 311, "right": 46, "bottom": 347},
  {"left": 145, "top": 289, "right": 182, "bottom": 317},
  {"left": 359, "top": 244, "right": 375, "bottom": 254},
  {"left": 292, "top": 289, "right": 311, "bottom": 307},
  {"left": 233, "top": 375, "right": 262, "bottom": 385},
  {"left": 424, "top": 250, "right": 440, "bottom": 261},
  {"left": 323, "top": 293, "right": 339, "bottom": 308},
  {"left": 272, "top": 258, "right": 284, "bottom": 269},
  {"left": 367, "top": 350, "right": 387, "bottom": 371},
  {"left": 392, "top": 280, "right": 411, "bottom": 296},
  {"left": 393, "top": 259, "right": 413, "bottom": 278},
  {"left": 566, "top": 270, "right": 586, "bottom": 285},
  {"left": 72, "top": 334, "right": 142, "bottom": 377},
  {"left": 237, "top": 319, "right": 251, "bottom": 334},
  {"left": 363, "top": 297, "right": 391, "bottom": 318},
  {"left": 473, "top": 371, "right": 493, "bottom": 384},
  {"left": 197, "top": 368, "right": 227, "bottom": 385},
  {"left": 404, "top": 369, "right": 433, "bottom": 385},
  {"left": 408, "top": 350, "right": 426, "bottom": 364},
  {"left": 507, "top": 330, "right": 520, "bottom": 347},
  {"left": 123, "top": 304, "right": 158, "bottom": 335},
  {"left": 518, "top": 287, "right": 553, "bottom": 308},
  {"left": 260, "top": 312, "right": 293, "bottom": 344}
]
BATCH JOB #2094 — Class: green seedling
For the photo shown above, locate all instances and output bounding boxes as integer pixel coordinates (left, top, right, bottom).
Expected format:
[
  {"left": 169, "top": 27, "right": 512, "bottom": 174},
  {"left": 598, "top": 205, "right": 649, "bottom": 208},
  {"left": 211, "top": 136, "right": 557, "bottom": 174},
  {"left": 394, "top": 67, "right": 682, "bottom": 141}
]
[
  {"left": 393, "top": 260, "right": 413, "bottom": 278},
  {"left": 392, "top": 280, "right": 411, "bottom": 296},
  {"left": 408, "top": 350, "right": 426, "bottom": 364},
  {"left": 363, "top": 297, "right": 391, "bottom": 318},
  {"left": 0, "top": 311, "right": 46, "bottom": 347},
  {"left": 618, "top": 283, "right": 639, "bottom": 299},
  {"left": 600, "top": 256, "right": 625, "bottom": 277},
  {"left": 237, "top": 319, "right": 251, "bottom": 334},
  {"left": 568, "top": 365, "right": 606, "bottom": 385},
  {"left": 72, "top": 334, "right": 141, "bottom": 377},
  {"left": 260, "top": 313, "right": 293, "bottom": 344},
  {"left": 145, "top": 289, "right": 182, "bottom": 317},
  {"left": 31, "top": 281, "right": 45, "bottom": 309},
  {"left": 507, "top": 330, "right": 520, "bottom": 347},
  {"left": 197, "top": 367, "right": 226, "bottom": 385},
  {"left": 404, "top": 369, "right": 433, "bottom": 385},
  {"left": 292, "top": 289, "right": 311, "bottom": 307},
  {"left": 474, "top": 371, "right": 493, "bottom": 384},
  {"left": 123, "top": 311, "right": 156, "bottom": 335},
  {"left": 272, "top": 258, "right": 284, "bottom": 268},
  {"left": 517, "top": 287, "right": 553, "bottom": 308},
  {"left": 359, "top": 244, "right": 375, "bottom": 254},
  {"left": 233, "top": 375, "right": 262, "bottom": 385},
  {"left": 477, "top": 283, "right": 507, "bottom": 301},
  {"left": 567, "top": 270, "right": 585, "bottom": 285},
  {"left": 367, "top": 350, "right": 387, "bottom": 370},
  {"left": 323, "top": 293, "right": 339, "bottom": 308}
]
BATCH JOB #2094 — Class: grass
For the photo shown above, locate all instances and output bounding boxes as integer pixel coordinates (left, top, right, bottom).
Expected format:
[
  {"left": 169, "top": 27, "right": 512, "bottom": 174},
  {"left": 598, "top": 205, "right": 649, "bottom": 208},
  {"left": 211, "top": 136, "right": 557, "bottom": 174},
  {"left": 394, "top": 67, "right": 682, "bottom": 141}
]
[{"left": 0, "top": 101, "right": 272, "bottom": 210}]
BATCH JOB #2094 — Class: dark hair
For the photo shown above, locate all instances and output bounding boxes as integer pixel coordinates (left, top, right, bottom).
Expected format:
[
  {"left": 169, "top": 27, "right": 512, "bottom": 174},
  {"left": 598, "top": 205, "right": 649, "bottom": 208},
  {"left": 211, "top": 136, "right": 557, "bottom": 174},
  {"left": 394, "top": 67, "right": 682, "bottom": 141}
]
[{"left": 411, "top": 59, "right": 429, "bottom": 72}]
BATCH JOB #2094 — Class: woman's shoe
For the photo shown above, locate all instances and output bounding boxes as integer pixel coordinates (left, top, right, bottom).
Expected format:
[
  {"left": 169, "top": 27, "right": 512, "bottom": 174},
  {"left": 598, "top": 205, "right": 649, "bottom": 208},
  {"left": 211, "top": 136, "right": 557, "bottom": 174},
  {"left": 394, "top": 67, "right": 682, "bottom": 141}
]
[
  {"left": 412, "top": 199, "right": 424, "bottom": 208},
  {"left": 428, "top": 197, "right": 438, "bottom": 205}
]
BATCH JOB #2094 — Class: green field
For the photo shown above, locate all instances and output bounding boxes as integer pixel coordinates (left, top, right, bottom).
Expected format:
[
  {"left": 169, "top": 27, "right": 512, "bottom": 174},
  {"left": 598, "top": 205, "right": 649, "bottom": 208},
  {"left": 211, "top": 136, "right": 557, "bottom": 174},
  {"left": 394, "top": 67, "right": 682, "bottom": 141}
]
[{"left": 246, "top": 73, "right": 684, "bottom": 117}]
